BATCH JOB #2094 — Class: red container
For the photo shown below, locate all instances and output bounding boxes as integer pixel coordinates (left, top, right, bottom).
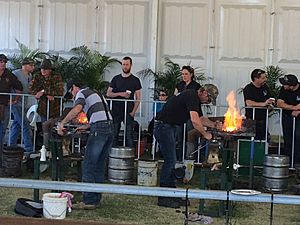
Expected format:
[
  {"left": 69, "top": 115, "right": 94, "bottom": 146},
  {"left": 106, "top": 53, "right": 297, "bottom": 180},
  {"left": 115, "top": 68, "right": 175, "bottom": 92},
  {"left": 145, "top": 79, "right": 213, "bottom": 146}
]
[{"left": 136, "top": 139, "right": 146, "bottom": 156}]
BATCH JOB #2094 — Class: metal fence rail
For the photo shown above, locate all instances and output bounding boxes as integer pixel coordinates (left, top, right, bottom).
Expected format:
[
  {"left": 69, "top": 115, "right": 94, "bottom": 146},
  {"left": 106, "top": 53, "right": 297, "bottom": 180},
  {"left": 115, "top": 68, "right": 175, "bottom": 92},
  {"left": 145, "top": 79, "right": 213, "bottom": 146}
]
[{"left": 0, "top": 178, "right": 300, "bottom": 205}]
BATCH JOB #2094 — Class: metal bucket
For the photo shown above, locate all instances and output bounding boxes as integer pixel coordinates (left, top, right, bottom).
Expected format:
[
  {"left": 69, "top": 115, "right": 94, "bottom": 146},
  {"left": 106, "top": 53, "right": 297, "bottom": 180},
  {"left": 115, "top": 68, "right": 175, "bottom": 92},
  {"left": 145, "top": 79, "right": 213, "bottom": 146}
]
[
  {"left": 108, "top": 147, "right": 135, "bottom": 184},
  {"left": 263, "top": 154, "right": 289, "bottom": 192}
]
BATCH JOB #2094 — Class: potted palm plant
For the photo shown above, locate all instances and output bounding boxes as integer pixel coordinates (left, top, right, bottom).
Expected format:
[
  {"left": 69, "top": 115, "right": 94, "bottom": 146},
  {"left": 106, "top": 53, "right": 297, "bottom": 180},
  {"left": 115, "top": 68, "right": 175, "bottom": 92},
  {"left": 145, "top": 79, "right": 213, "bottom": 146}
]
[
  {"left": 263, "top": 65, "right": 285, "bottom": 143},
  {"left": 49, "top": 45, "right": 120, "bottom": 91},
  {"left": 8, "top": 39, "right": 47, "bottom": 71},
  {"left": 9, "top": 41, "right": 120, "bottom": 92}
]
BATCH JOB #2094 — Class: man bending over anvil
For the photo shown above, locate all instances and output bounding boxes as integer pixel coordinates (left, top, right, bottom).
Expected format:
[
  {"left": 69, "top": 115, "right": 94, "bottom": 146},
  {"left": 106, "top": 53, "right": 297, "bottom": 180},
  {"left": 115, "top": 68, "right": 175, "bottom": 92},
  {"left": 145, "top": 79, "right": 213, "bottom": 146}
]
[
  {"left": 57, "top": 79, "right": 113, "bottom": 210},
  {"left": 154, "top": 87, "right": 222, "bottom": 208}
]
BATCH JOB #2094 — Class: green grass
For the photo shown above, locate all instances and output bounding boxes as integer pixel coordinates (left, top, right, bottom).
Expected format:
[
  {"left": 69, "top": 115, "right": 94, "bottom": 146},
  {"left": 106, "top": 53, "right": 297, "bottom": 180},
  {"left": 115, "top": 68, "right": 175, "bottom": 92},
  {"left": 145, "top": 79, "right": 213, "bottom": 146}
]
[{"left": 0, "top": 164, "right": 300, "bottom": 224}]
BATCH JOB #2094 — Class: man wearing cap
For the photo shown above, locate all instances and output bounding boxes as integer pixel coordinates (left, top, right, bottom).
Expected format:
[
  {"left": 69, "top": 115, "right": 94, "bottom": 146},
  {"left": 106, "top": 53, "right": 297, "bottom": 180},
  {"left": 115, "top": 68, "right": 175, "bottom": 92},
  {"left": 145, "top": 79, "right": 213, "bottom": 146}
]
[
  {"left": 29, "top": 59, "right": 64, "bottom": 149},
  {"left": 277, "top": 74, "right": 300, "bottom": 167},
  {"left": 9, "top": 58, "right": 35, "bottom": 159},
  {"left": 57, "top": 79, "right": 114, "bottom": 210},
  {"left": 185, "top": 84, "right": 219, "bottom": 159},
  {"left": 154, "top": 88, "right": 222, "bottom": 208},
  {"left": 0, "top": 54, "right": 23, "bottom": 166},
  {"left": 243, "top": 69, "right": 275, "bottom": 140}
]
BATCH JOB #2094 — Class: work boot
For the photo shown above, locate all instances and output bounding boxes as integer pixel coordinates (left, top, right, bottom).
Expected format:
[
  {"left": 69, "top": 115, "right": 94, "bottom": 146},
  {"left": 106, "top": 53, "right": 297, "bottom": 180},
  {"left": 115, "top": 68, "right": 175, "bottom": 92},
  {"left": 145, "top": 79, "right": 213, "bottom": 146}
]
[{"left": 157, "top": 197, "right": 180, "bottom": 208}]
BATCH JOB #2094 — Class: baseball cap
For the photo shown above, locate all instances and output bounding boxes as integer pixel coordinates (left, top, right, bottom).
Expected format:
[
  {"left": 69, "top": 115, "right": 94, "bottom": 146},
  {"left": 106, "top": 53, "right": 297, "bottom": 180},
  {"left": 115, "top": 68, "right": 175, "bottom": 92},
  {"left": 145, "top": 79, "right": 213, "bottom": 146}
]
[
  {"left": 40, "top": 59, "right": 52, "bottom": 70},
  {"left": 22, "top": 58, "right": 35, "bottom": 65},
  {"left": 279, "top": 74, "right": 299, "bottom": 86},
  {"left": 66, "top": 79, "right": 84, "bottom": 92},
  {"left": 66, "top": 80, "right": 75, "bottom": 93},
  {"left": 203, "top": 84, "right": 219, "bottom": 105},
  {"left": 0, "top": 54, "right": 8, "bottom": 63}
]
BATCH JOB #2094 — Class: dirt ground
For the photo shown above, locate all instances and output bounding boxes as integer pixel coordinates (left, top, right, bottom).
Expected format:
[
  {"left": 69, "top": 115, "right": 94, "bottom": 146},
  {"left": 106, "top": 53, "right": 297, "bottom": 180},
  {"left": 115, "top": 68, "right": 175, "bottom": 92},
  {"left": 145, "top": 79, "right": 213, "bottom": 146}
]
[{"left": 0, "top": 216, "right": 132, "bottom": 225}]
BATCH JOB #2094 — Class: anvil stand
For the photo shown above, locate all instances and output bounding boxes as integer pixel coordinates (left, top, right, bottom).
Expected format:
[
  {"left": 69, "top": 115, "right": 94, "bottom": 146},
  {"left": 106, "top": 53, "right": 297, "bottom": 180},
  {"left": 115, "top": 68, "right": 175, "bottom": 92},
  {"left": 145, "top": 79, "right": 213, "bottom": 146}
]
[
  {"left": 33, "top": 137, "right": 64, "bottom": 200},
  {"left": 198, "top": 138, "right": 234, "bottom": 219},
  {"left": 222, "top": 136, "right": 235, "bottom": 225}
]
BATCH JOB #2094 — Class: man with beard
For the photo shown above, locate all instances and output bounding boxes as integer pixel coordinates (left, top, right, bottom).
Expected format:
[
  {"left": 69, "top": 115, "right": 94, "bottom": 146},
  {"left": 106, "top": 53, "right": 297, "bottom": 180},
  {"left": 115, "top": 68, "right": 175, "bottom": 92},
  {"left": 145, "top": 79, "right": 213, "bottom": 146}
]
[
  {"left": 106, "top": 56, "right": 142, "bottom": 148},
  {"left": 243, "top": 69, "right": 275, "bottom": 140},
  {"left": 277, "top": 74, "right": 300, "bottom": 168}
]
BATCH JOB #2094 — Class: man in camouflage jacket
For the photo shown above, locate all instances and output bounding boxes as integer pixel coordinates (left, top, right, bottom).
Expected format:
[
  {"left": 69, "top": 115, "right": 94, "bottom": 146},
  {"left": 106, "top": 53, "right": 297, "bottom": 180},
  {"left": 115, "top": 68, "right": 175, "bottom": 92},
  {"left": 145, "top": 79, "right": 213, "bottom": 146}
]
[
  {"left": 29, "top": 59, "right": 64, "bottom": 121},
  {"left": 30, "top": 59, "right": 64, "bottom": 149}
]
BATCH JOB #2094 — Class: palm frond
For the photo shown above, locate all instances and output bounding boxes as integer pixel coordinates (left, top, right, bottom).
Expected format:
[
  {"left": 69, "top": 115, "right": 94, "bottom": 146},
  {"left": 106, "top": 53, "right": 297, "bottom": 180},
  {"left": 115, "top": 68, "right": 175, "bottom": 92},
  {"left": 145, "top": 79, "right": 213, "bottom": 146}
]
[
  {"left": 138, "top": 57, "right": 207, "bottom": 97},
  {"left": 265, "top": 65, "right": 285, "bottom": 99},
  {"left": 9, "top": 39, "right": 45, "bottom": 70}
]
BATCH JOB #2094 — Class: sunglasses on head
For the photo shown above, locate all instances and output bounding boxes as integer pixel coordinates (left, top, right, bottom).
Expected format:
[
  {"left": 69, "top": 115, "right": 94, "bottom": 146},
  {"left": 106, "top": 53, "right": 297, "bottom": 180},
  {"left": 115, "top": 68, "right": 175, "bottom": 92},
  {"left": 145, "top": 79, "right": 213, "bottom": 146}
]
[{"left": 257, "top": 70, "right": 265, "bottom": 76}]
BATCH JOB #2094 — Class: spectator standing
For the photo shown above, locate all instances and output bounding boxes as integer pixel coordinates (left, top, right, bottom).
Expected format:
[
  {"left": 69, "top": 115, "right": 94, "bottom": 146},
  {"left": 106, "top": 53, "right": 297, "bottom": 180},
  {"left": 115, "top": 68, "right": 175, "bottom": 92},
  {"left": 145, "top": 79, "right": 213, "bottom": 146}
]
[
  {"left": 174, "top": 65, "right": 201, "bottom": 95},
  {"left": 0, "top": 54, "right": 23, "bottom": 166},
  {"left": 148, "top": 89, "right": 169, "bottom": 137},
  {"left": 106, "top": 56, "right": 142, "bottom": 148},
  {"left": 10, "top": 58, "right": 35, "bottom": 159},
  {"left": 58, "top": 80, "right": 114, "bottom": 209},
  {"left": 277, "top": 74, "right": 300, "bottom": 167},
  {"left": 153, "top": 89, "right": 168, "bottom": 114},
  {"left": 243, "top": 69, "right": 275, "bottom": 140},
  {"left": 174, "top": 66, "right": 201, "bottom": 161},
  {"left": 29, "top": 59, "right": 64, "bottom": 148}
]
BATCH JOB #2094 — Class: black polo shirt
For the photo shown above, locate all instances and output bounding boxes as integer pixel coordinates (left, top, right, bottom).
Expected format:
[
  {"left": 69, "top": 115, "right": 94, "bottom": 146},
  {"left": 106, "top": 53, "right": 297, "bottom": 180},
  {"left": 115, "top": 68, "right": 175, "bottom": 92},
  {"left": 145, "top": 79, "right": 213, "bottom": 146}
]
[
  {"left": 176, "top": 80, "right": 201, "bottom": 93},
  {"left": 243, "top": 83, "right": 270, "bottom": 120},
  {"left": 156, "top": 89, "right": 203, "bottom": 125},
  {"left": 278, "top": 84, "right": 300, "bottom": 116}
]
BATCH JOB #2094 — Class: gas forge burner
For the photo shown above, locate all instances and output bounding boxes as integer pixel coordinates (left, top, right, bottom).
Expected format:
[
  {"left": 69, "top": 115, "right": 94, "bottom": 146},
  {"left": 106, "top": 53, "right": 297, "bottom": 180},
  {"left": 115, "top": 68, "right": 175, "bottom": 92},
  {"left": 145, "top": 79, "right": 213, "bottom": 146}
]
[
  {"left": 209, "top": 117, "right": 256, "bottom": 139},
  {"left": 209, "top": 90, "right": 256, "bottom": 139}
]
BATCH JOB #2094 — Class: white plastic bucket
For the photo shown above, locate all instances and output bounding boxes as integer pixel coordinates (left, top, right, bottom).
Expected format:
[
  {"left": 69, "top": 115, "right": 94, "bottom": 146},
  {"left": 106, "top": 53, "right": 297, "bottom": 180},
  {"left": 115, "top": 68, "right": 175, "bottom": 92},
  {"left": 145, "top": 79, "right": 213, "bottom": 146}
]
[
  {"left": 137, "top": 160, "right": 158, "bottom": 186},
  {"left": 42, "top": 193, "right": 67, "bottom": 219}
]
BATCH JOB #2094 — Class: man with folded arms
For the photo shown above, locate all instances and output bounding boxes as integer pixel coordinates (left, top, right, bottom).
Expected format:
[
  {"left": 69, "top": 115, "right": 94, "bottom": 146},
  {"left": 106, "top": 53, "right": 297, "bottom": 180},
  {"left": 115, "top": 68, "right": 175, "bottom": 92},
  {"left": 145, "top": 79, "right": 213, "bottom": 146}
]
[{"left": 277, "top": 74, "right": 300, "bottom": 169}]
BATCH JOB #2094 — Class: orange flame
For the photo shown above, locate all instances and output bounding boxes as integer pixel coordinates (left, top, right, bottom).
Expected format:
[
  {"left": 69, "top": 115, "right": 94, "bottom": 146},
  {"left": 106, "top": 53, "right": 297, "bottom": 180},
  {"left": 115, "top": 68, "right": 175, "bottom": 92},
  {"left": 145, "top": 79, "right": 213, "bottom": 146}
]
[
  {"left": 223, "top": 91, "right": 243, "bottom": 132},
  {"left": 77, "top": 112, "right": 88, "bottom": 124}
]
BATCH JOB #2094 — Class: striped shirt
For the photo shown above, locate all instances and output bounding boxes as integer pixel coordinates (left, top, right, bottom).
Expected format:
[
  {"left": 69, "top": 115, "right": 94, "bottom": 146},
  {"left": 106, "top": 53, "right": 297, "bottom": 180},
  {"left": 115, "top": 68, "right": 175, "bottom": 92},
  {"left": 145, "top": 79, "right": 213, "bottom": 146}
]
[{"left": 74, "top": 87, "right": 112, "bottom": 124}]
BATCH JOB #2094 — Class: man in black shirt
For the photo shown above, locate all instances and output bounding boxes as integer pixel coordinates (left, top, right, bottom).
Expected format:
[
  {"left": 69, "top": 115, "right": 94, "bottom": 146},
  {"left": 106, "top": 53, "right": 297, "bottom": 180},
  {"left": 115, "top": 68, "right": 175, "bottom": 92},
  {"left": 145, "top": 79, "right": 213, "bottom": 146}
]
[
  {"left": 154, "top": 89, "right": 221, "bottom": 208},
  {"left": 277, "top": 74, "right": 300, "bottom": 167},
  {"left": 243, "top": 69, "right": 275, "bottom": 140},
  {"left": 106, "top": 56, "right": 142, "bottom": 148},
  {"left": 0, "top": 54, "right": 23, "bottom": 167}
]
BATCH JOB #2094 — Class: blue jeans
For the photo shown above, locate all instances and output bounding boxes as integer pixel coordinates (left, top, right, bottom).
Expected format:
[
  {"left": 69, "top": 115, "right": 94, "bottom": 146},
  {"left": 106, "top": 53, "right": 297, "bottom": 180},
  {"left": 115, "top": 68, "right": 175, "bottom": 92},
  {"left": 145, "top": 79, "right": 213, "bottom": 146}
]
[
  {"left": 82, "top": 121, "right": 114, "bottom": 205},
  {"left": 154, "top": 121, "right": 177, "bottom": 187},
  {"left": 9, "top": 105, "right": 33, "bottom": 155},
  {"left": 112, "top": 113, "right": 134, "bottom": 148}
]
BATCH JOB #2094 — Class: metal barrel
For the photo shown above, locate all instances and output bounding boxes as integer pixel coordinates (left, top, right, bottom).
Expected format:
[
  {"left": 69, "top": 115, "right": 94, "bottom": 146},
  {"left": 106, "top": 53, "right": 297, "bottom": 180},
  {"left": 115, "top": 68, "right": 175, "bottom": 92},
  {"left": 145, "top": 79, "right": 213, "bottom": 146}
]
[
  {"left": 263, "top": 154, "right": 290, "bottom": 192},
  {"left": 108, "top": 147, "right": 135, "bottom": 184},
  {"left": 2, "top": 146, "right": 24, "bottom": 177}
]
